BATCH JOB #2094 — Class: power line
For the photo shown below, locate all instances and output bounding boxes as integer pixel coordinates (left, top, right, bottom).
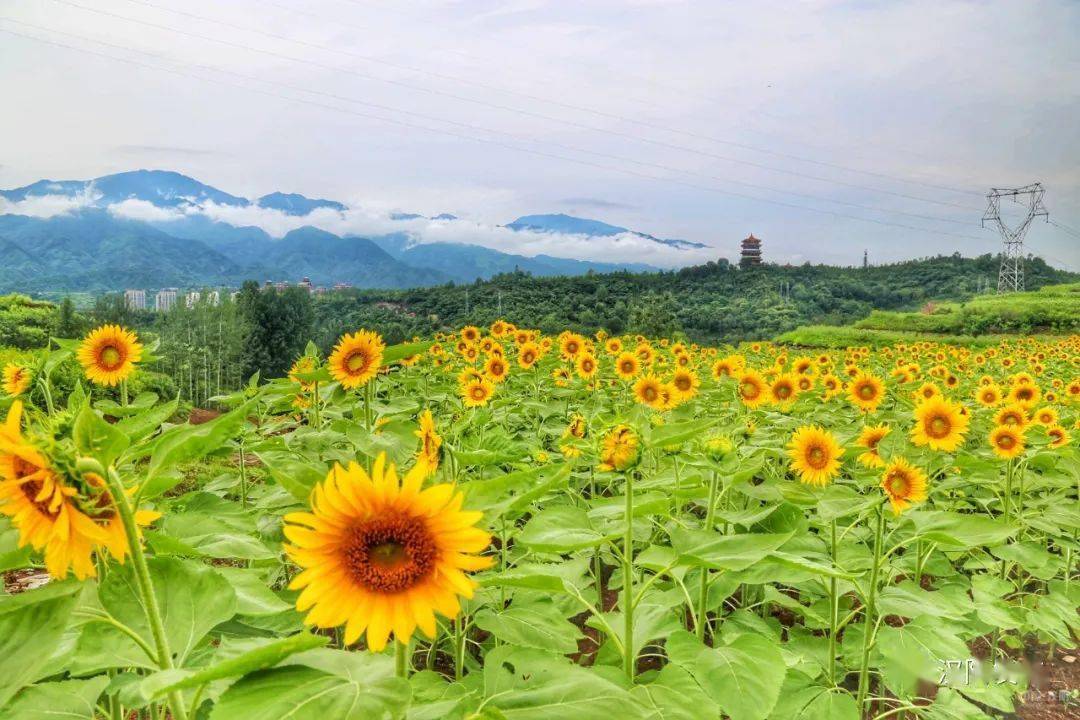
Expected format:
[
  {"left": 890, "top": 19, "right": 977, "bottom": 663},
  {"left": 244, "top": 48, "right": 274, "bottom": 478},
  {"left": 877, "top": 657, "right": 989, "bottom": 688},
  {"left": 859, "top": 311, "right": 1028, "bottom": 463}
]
[
  {"left": 1, "top": 17, "right": 979, "bottom": 231},
  {"left": 45, "top": 0, "right": 984, "bottom": 213}
]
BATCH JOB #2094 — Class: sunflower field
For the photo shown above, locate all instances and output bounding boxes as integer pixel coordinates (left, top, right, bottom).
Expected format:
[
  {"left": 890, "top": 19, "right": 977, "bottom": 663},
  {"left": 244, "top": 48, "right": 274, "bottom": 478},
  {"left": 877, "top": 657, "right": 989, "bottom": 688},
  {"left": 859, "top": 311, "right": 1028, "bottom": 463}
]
[{"left": 0, "top": 321, "right": 1076, "bottom": 720}]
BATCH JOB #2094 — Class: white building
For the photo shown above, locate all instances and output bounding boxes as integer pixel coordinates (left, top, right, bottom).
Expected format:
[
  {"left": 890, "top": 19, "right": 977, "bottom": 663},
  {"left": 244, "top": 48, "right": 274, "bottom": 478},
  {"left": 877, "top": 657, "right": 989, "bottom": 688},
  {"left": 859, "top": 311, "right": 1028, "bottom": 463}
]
[
  {"left": 124, "top": 289, "right": 146, "bottom": 310},
  {"left": 155, "top": 288, "right": 177, "bottom": 312},
  {"left": 185, "top": 291, "right": 201, "bottom": 308}
]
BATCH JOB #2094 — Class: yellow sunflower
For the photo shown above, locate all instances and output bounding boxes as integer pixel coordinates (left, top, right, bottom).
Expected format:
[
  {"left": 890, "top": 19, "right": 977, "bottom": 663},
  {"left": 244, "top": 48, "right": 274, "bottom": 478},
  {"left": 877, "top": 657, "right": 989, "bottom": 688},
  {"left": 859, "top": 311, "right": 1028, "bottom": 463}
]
[
  {"left": 461, "top": 378, "right": 495, "bottom": 408},
  {"left": 1031, "top": 406, "right": 1058, "bottom": 426},
  {"left": 914, "top": 382, "right": 940, "bottom": 403},
  {"left": 633, "top": 375, "right": 666, "bottom": 410},
  {"left": 598, "top": 425, "right": 640, "bottom": 472},
  {"left": 615, "top": 352, "right": 640, "bottom": 380},
  {"left": 911, "top": 397, "right": 969, "bottom": 452},
  {"left": 329, "top": 330, "right": 385, "bottom": 389},
  {"left": 1046, "top": 424, "right": 1070, "bottom": 448},
  {"left": 988, "top": 425, "right": 1025, "bottom": 460},
  {"left": 994, "top": 404, "right": 1028, "bottom": 429},
  {"left": 414, "top": 410, "right": 442, "bottom": 477},
  {"left": 856, "top": 424, "right": 890, "bottom": 468},
  {"left": 560, "top": 334, "right": 585, "bottom": 359},
  {"left": 1007, "top": 383, "right": 1040, "bottom": 407},
  {"left": 975, "top": 384, "right": 1002, "bottom": 407},
  {"left": 284, "top": 455, "right": 493, "bottom": 651},
  {"left": 787, "top": 425, "right": 844, "bottom": 486},
  {"left": 670, "top": 369, "right": 699, "bottom": 401},
  {"left": 769, "top": 373, "right": 798, "bottom": 407},
  {"left": 737, "top": 370, "right": 769, "bottom": 409},
  {"left": 848, "top": 372, "right": 885, "bottom": 413},
  {"left": 484, "top": 355, "right": 509, "bottom": 384},
  {"left": 461, "top": 326, "right": 481, "bottom": 344},
  {"left": 575, "top": 354, "right": 599, "bottom": 380},
  {"left": 880, "top": 458, "right": 928, "bottom": 514},
  {"left": 2, "top": 363, "right": 31, "bottom": 396},
  {"left": 605, "top": 338, "right": 623, "bottom": 355},
  {"left": 76, "top": 325, "right": 143, "bottom": 387},
  {"left": 517, "top": 342, "right": 540, "bottom": 369}
]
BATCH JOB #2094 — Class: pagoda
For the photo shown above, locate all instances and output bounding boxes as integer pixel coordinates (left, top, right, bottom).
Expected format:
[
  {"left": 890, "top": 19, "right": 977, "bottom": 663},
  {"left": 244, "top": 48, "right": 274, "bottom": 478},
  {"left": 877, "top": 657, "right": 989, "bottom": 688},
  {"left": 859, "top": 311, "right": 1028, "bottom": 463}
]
[{"left": 740, "top": 234, "right": 763, "bottom": 267}]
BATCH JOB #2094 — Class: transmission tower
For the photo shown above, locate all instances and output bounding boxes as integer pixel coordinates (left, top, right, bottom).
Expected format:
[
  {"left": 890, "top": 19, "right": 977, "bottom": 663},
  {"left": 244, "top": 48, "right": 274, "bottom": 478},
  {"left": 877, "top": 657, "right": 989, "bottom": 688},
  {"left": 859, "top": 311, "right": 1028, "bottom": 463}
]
[{"left": 981, "top": 183, "right": 1048, "bottom": 293}]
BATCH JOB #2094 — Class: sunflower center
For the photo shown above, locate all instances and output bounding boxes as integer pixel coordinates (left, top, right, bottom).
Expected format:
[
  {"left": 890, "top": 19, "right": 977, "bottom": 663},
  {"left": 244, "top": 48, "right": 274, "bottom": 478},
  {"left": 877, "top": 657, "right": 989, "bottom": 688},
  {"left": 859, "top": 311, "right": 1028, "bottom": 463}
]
[
  {"left": 775, "top": 384, "right": 791, "bottom": 399},
  {"left": 927, "top": 415, "right": 951, "bottom": 439},
  {"left": 99, "top": 345, "right": 123, "bottom": 371},
  {"left": 643, "top": 386, "right": 658, "bottom": 401},
  {"left": 470, "top": 386, "right": 486, "bottom": 400},
  {"left": 345, "top": 351, "right": 371, "bottom": 373},
  {"left": 343, "top": 515, "right": 436, "bottom": 594},
  {"left": 996, "top": 434, "right": 1015, "bottom": 450},
  {"left": 741, "top": 381, "right": 760, "bottom": 399},
  {"left": 886, "top": 472, "right": 909, "bottom": 496},
  {"left": 675, "top": 376, "right": 691, "bottom": 391},
  {"left": 859, "top": 384, "right": 875, "bottom": 399},
  {"left": 806, "top": 445, "right": 829, "bottom": 469}
]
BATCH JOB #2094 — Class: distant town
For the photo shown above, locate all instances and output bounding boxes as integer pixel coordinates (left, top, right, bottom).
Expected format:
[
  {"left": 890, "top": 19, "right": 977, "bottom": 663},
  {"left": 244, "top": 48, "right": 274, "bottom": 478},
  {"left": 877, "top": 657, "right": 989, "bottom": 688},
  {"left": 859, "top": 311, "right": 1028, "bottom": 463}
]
[{"left": 122, "top": 277, "right": 354, "bottom": 311}]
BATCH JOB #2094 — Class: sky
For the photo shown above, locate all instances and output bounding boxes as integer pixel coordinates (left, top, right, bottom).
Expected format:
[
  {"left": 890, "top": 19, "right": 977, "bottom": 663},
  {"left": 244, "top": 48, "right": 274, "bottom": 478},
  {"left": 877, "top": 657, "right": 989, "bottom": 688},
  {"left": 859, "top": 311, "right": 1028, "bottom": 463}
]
[{"left": 0, "top": 0, "right": 1078, "bottom": 269}]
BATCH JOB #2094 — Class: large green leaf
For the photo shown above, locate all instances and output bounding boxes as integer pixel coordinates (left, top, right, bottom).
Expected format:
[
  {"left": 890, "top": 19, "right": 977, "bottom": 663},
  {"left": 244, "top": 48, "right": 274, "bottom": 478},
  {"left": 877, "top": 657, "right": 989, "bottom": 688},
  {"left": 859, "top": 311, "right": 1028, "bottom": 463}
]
[
  {"left": 632, "top": 664, "right": 720, "bottom": 720},
  {"left": 671, "top": 529, "right": 793, "bottom": 571},
  {"left": 116, "top": 397, "right": 180, "bottom": 445},
  {"left": 518, "top": 506, "right": 613, "bottom": 552},
  {"left": 72, "top": 403, "right": 129, "bottom": 467},
  {"left": 2, "top": 676, "right": 108, "bottom": 720},
  {"left": 254, "top": 449, "right": 327, "bottom": 502},
  {"left": 691, "top": 632, "right": 786, "bottom": 720},
  {"left": 0, "top": 580, "right": 84, "bottom": 708},
  {"left": 474, "top": 601, "right": 581, "bottom": 654},
  {"left": 143, "top": 395, "right": 260, "bottom": 497},
  {"left": 906, "top": 511, "right": 1016, "bottom": 549}
]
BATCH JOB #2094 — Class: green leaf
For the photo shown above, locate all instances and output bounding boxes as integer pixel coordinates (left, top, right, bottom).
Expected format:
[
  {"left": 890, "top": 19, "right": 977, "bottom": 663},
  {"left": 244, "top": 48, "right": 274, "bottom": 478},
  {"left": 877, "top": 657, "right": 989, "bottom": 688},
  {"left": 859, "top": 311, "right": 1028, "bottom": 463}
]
[
  {"left": 211, "top": 650, "right": 409, "bottom": 720},
  {"left": 2, "top": 676, "right": 108, "bottom": 719},
  {"left": 143, "top": 395, "right": 259, "bottom": 497},
  {"left": 474, "top": 601, "right": 581, "bottom": 654},
  {"left": 141, "top": 633, "right": 329, "bottom": 699},
  {"left": 906, "top": 511, "right": 1016, "bottom": 549},
  {"left": 0, "top": 580, "right": 84, "bottom": 708},
  {"left": 73, "top": 403, "right": 129, "bottom": 467},
  {"left": 383, "top": 340, "right": 434, "bottom": 365},
  {"left": 632, "top": 664, "right": 720, "bottom": 720},
  {"left": 116, "top": 397, "right": 180, "bottom": 444},
  {"left": 691, "top": 633, "right": 786, "bottom": 720},
  {"left": 86, "top": 558, "right": 237, "bottom": 670},
  {"left": 518, "top": 506, "right": 612, "bottom": 552},
  {"left": 671, "top": 529, "right": 793, "bottom": 571},
  {"left": 254, "top": 449, "right": 327, "bottom": 502},
  {"left": 647, "top": 418, "right": 717, "bottom": 449}
]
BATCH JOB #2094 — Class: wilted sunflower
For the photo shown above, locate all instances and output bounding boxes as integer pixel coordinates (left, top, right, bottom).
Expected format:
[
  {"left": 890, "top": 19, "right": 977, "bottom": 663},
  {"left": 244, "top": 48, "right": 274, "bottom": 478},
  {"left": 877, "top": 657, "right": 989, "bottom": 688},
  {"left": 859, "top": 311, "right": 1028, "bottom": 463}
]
[
  {"left": 461, "top": 377, "right": 495, "bottom": 408},
  {"left": 880, "top": 458, "right": 927, "bottom": 514},
  {"left": 633, "top": 375, "right": 666, "bottom": 410},
  {"left": 988, "top": 425, "right": 1025, "bottom": 460},
  {"left": 615, "top": 352, "right": 640, "bottom": 380},
  {"left": 329, "top": 330, "right": 385, "bottom": 389},
  {"left": 598, "top": 425, "right": 639, "bottom": 472},
  {"left": 284, "top": 455, "right": 493, "bottom": 651},
  {"left": 848, "top": 372, "right": 885, "bottom": 412},
  {"left": 787, "top": 425, "right": 844, "bottom": 486},
  {"left": 414, "top": 410, "right": 442, "bottom": 476},
  {"left": 737, "top": 370, "right": 768, "bottom": 409},
  {"left": 856, "top": 424, "right": 890, "bottom": 468},
  {"left": 77, "top": 325, "right": 143, "bottom": 387},
  {"left": 911, "top": 397, "right": 969, "bottom": 452},
  {"left": 2, "top": 363, "right": 30, "bottom": 396}
]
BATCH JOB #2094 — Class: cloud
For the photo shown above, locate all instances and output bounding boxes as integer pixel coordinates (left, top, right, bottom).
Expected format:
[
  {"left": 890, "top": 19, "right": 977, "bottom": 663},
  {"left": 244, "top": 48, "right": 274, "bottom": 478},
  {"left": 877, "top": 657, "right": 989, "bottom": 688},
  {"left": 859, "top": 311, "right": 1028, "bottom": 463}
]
[
  {"left": 113, "top": 145, "right": 226, "bottom": 158},
  {"left": 0, "top": 189, "right": 98, "bottom": 218},
  {"left": 559, "top": 197, "right": 638, "bottom": 211}
]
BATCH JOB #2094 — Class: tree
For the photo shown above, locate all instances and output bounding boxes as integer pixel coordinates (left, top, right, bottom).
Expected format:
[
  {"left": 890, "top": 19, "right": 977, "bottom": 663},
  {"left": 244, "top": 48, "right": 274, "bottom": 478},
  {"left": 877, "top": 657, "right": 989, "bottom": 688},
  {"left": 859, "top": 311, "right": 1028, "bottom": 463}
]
[{"left": 56, "top": 297, "right": 82, "bottom": 338}]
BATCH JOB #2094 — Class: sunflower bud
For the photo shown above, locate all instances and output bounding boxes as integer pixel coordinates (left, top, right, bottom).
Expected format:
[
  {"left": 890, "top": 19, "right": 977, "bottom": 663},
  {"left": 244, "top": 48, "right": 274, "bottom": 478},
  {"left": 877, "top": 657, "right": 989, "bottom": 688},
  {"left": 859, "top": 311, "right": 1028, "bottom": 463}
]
[
  {"left": 706, "top": 434, "right": 735, "bottom": 462},
  {"left": 598, "top": 425, "right": 640, "bottom": 472}
]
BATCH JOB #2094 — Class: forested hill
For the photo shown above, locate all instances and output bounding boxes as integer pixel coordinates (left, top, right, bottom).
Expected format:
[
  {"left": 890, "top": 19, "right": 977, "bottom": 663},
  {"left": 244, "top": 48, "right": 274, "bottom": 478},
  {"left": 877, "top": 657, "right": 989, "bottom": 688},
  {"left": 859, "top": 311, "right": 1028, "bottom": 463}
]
[{"left": 315, "top": 254, "right": 1077, "bottom": 345}]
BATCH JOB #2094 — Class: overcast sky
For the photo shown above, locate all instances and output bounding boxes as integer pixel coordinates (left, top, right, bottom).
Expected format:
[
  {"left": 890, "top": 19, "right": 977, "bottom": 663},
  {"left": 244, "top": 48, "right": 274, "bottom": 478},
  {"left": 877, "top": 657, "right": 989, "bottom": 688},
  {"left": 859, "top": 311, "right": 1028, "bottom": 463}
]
[{"left": 1, "top": 0, "right": 1078, "bottom": 269}]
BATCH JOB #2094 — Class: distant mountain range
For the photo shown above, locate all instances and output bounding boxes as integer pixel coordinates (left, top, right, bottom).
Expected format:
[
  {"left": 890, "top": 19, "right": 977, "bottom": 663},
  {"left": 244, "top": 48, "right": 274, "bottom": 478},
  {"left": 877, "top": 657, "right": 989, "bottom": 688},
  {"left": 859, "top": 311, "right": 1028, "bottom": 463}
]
[{"left": 0, "top": 170, "right": 707, "bottom": 293}]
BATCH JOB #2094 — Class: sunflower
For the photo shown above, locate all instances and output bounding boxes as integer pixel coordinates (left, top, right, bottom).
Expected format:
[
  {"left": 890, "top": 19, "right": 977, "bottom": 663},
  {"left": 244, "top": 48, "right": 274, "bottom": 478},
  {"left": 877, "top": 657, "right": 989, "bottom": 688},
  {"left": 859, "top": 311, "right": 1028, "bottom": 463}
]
[
  {"left": 77, "top": 325, "right": 143, "bottom": 387},
  {"left": 461, "top": 326, "right": 481, "bottom": 343},
  {"left": 988, "top": 425, "right": 1025, "bottom": 460},
  {"left": 711, "top": 357, "right": 738, "bottom": 379},
  {"left": 856, "top": 424, "right": 890, "bottom": 468},
  {"left": 911, "top": 397, "right": 969, "bottom": 452},
  {"left": 769, "top": 374, "right": 798, "bottom": 407},
  {"left": 575, "top": 354, "right": 599, "bottom": 380},
  {"left": 560, "top": 414, "right": 587, "bottom": 458},
  {"left": 414, "top": 410, "right": 442, "bottom": 476},
  {"left": 880, "top": 458, "right": 928, "bottom": 514},
  {"left": 329, "top": 330, "right": 385, "bottom": 389},
  {"left": 848, "top": 372, "right": 885, "bottom": 412},
  {"left": 633, "top": 375, "right": 666, "bottom": 410},
  {"left": 2, "top": 363, "right": 30, "bottom": 396},
  {"left": 560, "top": 334, "right": 585, "bottom": 359},
  {"left": 605, "top": 338, "right": 623, "bottom": 355},
  {"left": 1008, "top": 383, "right": 1040, "bottom": 407},
  {"left": 975, "top": 384, "right": 1002, "bottom": 407},
  {"left": 994, "top": 404, "right": 1028, "bottom": 429},
  {"left": 598, "top": 425, "right": 639, "bottom": 472},
  {"left": 1047, "top": 424, "right": 1070, "bottom": 448},
  {"left": 821, "top": 374, "right": 843, "bottom": 399},
  {"left": 517, "top": 342, "right": 540, "bottom": 369},
  {"left": 1032, "top": 406, "right": 1058, "bottom": 426},
  {"left": 552, "top": 367, "right": 572, "bottom": 388},
  {"left": 914, "top": 382, "right": 940, "bottom": 402},
  {"left": 737, "top": 370, "right": 768, "bottom": 409},
  {"left": 787, "top": 425, "right": 844, "bottom": 486},
  {"left": 670, "top": 369, "right": 699, "bottom": 401},
  {"left": 615, "top": 352, "right": 640, "bottom": 380},
  {"left": 284, "top": 455, "right": 492, "bottom": 651},
  {"left": 461, "top": 378, "right": 494, "bottom": 408},
  {"left": 484, "top": 355, "right": 509, "bottom": 384}
]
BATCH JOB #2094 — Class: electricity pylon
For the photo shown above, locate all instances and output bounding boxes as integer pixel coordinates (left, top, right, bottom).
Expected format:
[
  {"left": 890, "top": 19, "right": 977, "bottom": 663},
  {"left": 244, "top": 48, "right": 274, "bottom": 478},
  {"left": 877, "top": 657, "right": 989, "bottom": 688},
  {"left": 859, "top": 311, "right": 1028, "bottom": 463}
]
[{"left": 982, "top": 183, "right": 1048, "bottom": 293}]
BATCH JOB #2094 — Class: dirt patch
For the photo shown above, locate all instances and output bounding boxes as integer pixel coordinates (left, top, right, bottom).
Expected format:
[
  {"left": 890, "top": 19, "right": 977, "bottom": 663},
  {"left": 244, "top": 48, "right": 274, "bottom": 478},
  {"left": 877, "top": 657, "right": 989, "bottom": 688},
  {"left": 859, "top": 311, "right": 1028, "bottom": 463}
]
[
  {"left": 2, "top": 568, "right": 49, "bottom": 594},
  {"left": 188, "top": 408, "right": 221, "bottom": 425}
]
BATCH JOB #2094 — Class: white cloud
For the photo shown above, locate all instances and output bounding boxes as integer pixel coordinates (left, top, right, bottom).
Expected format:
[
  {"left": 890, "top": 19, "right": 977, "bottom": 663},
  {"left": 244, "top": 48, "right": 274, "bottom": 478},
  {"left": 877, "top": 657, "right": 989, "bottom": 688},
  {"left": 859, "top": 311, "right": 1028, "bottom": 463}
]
[{"left": 0, "top": 189, "right": 97, "bottom": 217}]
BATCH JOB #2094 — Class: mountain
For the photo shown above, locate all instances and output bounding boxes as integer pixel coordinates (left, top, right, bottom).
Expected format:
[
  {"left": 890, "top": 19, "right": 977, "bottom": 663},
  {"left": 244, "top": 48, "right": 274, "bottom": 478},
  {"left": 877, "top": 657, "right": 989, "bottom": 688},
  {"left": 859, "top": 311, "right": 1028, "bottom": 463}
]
[
  {"left": 0, "top": 170, "right": 716, "bottom": 291},
  {"left": 506, "top": 213, "right": 707, "bottom": 250},
  {"left": 0, "top": 210, "right": 240, "bottom": 292}
]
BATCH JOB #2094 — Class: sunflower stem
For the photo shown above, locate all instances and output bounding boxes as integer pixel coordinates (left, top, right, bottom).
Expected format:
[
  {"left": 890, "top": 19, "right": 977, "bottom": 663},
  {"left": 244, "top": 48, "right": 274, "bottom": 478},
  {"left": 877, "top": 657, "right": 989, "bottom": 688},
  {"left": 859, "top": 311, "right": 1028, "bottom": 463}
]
[
  {"left": 856, "top": 502, "right": 886, "bottom": 712},
  {"left": 828, "top": 517, "right": 839, "bottom": 686},
  {"left": 395, "top": 638, "right": 409, "bottom": 678},
  {"left": 623, "top": 469, "right": 635, "bottom": 683},
  {"left": 120, "top": 379, "right": 129, "bottom": 408},
  {"left": 696, "top": 469, "right": 720, "bottom": 641},
  {"left": 104, "top": 468, "right": 188, "bottom": 720}
]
